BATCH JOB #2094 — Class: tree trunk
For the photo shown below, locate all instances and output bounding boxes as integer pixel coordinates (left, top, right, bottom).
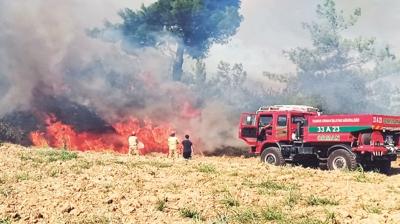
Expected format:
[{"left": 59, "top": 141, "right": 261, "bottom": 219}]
[{"left": 172, "top": 44, "right": 184, "bottom": 81}]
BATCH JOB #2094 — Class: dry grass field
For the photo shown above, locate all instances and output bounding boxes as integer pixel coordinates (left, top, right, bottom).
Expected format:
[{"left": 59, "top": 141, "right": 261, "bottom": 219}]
[{"left": 1, "top": 143, "right": 400, "bottom": 224}]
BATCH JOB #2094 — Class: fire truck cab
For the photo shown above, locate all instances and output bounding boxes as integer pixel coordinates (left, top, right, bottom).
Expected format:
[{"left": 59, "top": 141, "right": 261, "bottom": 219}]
[{"left": 239, "top": 105, "right": 399, "bottom": 173}]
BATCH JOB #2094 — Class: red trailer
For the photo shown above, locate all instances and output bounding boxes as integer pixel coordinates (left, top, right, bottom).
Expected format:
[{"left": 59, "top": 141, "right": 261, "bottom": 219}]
[{"left": 239, "top": 105, "right": 400, "bottom": 173}]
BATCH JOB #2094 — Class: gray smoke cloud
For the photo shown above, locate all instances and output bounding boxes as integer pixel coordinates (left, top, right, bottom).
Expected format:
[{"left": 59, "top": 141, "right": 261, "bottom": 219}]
[
  {"left": 0, "top": 0, "right": 248, "bottom": 150},
  {"left": 2, "top": 0, "right": 400, "bottom": 151},
  {"left": 0, "top": 0, "right": 175, "bottom": 117}
]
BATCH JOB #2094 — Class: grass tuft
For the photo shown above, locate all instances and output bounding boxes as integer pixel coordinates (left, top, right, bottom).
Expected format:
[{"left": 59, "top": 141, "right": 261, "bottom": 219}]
[
  {"left": 362, "top": 204, "right": 382, "bottom": 214},
  {"left": 295, "top": 218, "right": 324, "bottom": 224},
  {"left": 197, "top": 163, "right": 217, "bottom": 173},
  {"left": 324, "top": 211, "right": 338, "bottom": 223},
  {"left": 0, "top": 218, "right": 11, "bottom": 224},
  {"left": 15, "top": 172, "right": 29, "bottom": 182},
  {"left": 156, "top": 197, "right": 168, "bottom": 211},
  {"left": 258, "top": 180, "right": 291, "bottom": 191},
  {"left": 286, "top": 190, "right": 301, "bottom": 207},
  {"left": 233, "top": 208, "right": 259, "bottom": 223},
  {"left": 147, "top": 161, "right": 173, "bottom": 168},
  {"left": 307, "top": 195, "right": 339, "bottom": 206},
  {"left": 48, "top": 168, "right": 61, "bottom": 177},
  {"left": 59, "top": 150, "right": 78, "bottom": 161},
  {"left": 180, "top": 207, "right": 204, "bottom": 221},
  {"left": 36, "top": 150, "right": 78, "bottom": 162},
  {"left": 95, "top": 160, "right": 106, "bottom": 166},
  {"left": 212, "top": 214, "right": 229, "bottom": 224},
  {"left": 220, "top": 194, "right": 239, "bottom": 207},
  {"left": 261, "top": 207, "right": 285, "bottom": 221}
]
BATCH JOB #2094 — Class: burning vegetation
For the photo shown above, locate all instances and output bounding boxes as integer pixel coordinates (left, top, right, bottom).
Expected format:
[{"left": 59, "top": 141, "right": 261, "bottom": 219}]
[
  {"left": 0, "top": 88, "right": 203, "bottom": 154},
  {"left": 0, "top": 0, "right": 246, "bottom": 153},
  {"left": 1, "top": 0, "right": 400, "bottom": 155}
]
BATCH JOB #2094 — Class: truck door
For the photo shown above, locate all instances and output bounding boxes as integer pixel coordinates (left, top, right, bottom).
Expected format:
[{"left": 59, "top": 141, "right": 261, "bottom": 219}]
[
  {"left": 239, "top": 113, "right": 257, "bottom": 145},
  {"left": 276, "top": 113, "right": 289, "bottom": 141}
]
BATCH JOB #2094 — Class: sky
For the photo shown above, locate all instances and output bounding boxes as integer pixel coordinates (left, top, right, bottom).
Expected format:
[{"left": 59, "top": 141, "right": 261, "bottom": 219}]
[{"left": 123, "top": 0, "right": 400, "bottom": 77}]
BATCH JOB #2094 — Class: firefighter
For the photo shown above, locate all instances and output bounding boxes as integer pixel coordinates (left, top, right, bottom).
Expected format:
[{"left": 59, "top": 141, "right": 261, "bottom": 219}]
[
  {"left": 258, "top": 122, "right": 272, "bottom": 141},
  {"left": 181, "top": 134, "right": 193, "bottom": 160},
  {"left": 128, "top": 131, "right": 139, "bottom": 156},
  {"left": 167, "top": 132, "right": 180, "bottom": 158}
]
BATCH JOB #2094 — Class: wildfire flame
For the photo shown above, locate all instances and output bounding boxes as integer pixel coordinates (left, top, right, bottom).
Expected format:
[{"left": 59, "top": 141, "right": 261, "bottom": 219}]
[{"left": 29, "top": 102, "right": 201, "bottom": 154}]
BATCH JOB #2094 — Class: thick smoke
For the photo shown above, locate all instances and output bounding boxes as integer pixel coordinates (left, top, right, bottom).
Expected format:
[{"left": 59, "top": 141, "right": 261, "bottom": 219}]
[
  {"left": 0, "top": 0, "right": 246, "bottom": 150},
  {"left": 0, "top": 0, "right": 173, "bottom": 118},
  {"left": 3, "top": 0, "right": 399, "bottom": 152}
]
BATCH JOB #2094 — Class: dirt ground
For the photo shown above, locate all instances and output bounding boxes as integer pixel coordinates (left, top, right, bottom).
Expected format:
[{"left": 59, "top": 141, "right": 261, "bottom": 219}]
[{"left": 1, "top": 144, "right": 400, "bottom": 224}]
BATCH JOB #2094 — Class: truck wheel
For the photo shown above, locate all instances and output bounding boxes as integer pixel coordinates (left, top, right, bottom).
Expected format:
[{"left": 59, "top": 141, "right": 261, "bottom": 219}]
[
  {"left": 327, "top": 149, "right": 357, "bottom": 171},
  {"left": 375, "top": 160, "right": 391, "bottom": 175},
  {"left": 260, "top": 147, "right": 285, "bottom": 166}
]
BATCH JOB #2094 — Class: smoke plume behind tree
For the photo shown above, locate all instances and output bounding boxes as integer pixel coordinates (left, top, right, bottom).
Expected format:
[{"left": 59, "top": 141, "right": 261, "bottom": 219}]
[{"left": 91, "top": 0, "right": 243, "bottom": 81}]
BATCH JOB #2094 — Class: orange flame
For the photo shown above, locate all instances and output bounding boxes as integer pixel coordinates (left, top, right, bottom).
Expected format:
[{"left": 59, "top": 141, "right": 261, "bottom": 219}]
[
  {"left": 30, "top": 114, "right": 175, "bottom": 154},
  {"left": 29, "top": 98, "right": 202, "bottom": 154}
]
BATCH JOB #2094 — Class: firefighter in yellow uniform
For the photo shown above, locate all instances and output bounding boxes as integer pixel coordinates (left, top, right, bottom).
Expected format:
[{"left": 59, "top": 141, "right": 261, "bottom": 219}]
[
  {"left": 128, "top": 131, "right": 139, "bottom": 156},
  {"left": 167, "top": 132, "right": 180, "bottom": 158}
]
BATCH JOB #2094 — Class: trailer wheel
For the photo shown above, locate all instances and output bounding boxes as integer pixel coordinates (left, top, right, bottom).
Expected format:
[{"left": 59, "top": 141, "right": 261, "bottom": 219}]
[
  {"left": 327, "top": 149, "right": 357, "bottom": 171},
  {"left": 260, "top": 147, "right": 285, "bottom": 166}
]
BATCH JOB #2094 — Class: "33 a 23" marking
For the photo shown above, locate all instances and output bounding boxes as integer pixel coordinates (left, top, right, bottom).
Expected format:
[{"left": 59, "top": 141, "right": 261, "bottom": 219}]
[{"left": 317, "top": 126, "right": 340, "bottom": 133}]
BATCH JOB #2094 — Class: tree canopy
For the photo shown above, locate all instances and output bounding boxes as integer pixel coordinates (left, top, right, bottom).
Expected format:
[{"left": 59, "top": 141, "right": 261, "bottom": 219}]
[
  {"left": 282, "top": 0, "right": 397, "bottom": 113},
  {"left": 99, "top": 0, "right": 243, "bottom": 81}
]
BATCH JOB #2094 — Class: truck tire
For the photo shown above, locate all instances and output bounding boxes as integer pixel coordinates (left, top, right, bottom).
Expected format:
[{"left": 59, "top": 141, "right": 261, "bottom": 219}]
[
  {"left": 327, "top": 149, "right": 357, "bottom": 171},
  {"left": 260, "top": 147, "right": 285, "bottom": 166}
]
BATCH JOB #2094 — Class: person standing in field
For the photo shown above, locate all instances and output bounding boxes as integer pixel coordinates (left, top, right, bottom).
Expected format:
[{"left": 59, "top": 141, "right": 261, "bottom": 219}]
[
  {"left": 181, "top": 134, "right": 193, "bottom": 160},
  {"left": 167, "top": 132, "right": 180, "bottom": 158},
  {"left": 128, "top": 131, "right": 139, "bottom": 156}
]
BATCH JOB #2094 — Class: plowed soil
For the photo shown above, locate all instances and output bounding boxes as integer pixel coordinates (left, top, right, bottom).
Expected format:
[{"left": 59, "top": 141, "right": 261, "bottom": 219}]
[{"left": 1, "top": 143, "right": 400, "bottom": 224}]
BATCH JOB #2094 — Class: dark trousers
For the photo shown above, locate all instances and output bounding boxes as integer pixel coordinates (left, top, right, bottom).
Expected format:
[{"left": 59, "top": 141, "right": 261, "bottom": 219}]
[{"left": 183, "top": 151, "right": 192, "bottom": 159}]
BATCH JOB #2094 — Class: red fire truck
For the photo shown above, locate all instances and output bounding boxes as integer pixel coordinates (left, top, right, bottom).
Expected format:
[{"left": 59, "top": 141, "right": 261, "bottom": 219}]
[{"left": 239, "top": 105, "right": 400, "bottom": 173}]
